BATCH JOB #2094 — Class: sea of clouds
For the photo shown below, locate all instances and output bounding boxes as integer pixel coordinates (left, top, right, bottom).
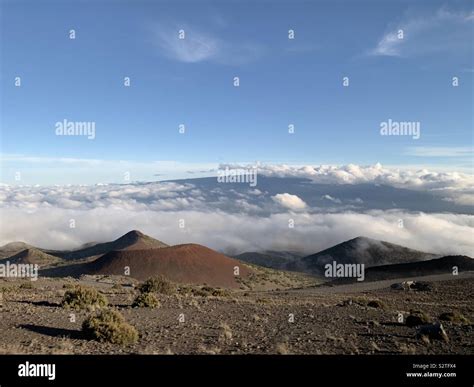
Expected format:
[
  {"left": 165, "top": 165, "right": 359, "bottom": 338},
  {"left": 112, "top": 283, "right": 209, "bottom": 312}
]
[{"left": 0, "top": 164, "right": 473, "bottom": 256}]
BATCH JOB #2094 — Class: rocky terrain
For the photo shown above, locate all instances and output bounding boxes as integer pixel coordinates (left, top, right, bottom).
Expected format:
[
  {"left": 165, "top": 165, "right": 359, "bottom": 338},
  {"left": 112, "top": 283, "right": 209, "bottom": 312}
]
[
  {"left": 0, "top": 230, "right": 472, "bottom": 355},
  {"left": 0, "top": 273, "right": 472, "bottom": 355}
]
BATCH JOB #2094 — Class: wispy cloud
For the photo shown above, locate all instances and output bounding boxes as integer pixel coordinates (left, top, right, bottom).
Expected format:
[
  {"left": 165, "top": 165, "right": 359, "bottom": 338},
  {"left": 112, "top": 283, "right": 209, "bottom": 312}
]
[
  {"left": 151, "top": 23, "right": 264, "bottom": 65},
  {"left": 370, "top": 8, "right": 473, "bottom": 57},
  {"left": 152, "top": 24, "right": 219, "bottom": 63},
  {"left": 404, "top": 146, "right": 474, "bottom": 157}
]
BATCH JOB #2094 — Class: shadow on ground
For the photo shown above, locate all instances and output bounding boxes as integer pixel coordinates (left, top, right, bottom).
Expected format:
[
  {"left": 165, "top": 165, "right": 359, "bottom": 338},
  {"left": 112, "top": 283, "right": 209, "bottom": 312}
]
[
  {"left": 16, "top": 300, "right": 60, "bottom": 307},
  {"left": 19, "top": 324, "right": 86, "bottom": 340}
]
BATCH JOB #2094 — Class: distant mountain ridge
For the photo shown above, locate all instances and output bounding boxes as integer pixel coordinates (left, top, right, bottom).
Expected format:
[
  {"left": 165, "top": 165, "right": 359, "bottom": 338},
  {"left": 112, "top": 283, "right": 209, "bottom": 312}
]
[
  {"left": 234, "top": 251, "right": 303, "bottom": 271},
  {"left": 0, "top": 242, "right": 33, "bottom": 259},
  {"left": 234, "top": 237, "right": 438, "bottom": 274},
  {"left": 1, "top": 232, "right": 470, "bottom": 286},
  {"left": 299, "top": 236, "right": 437, "bottom": 274},
  {"left": 1, "top": 248, "right": 61, "bottom": 267},
  {"left": 0, "top": 230, "right": 169, "bottom": 262},
  {"left": 48, "top": 230, "right": 169, "bottom": 260}
]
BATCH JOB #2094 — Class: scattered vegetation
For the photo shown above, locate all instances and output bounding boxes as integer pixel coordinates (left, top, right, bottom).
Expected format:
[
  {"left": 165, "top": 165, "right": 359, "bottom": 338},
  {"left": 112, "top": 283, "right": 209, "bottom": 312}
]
[
  {"left": 191, "top": 286, "right": 230, "bottom": 298},
  {"left": 339, "top": 297, "right": 386, "bottom": 309},
  {"left": 19, "top": 282, "right": 34, "bottom": 290},
  {"left": 82, "top": 308, "right": 138, "bottom": 345},
  {"left": 138, "top": 276, "right": 175, "bottom": 295},
  {"left": 0, "top": 286, "right": 14, "bottom": 294},
  {"left": 132, "top": 292, "right": 160, "bottom": 308},
  {"left": 174, "top": 284, "right": 231, "bottom": 298},
  {"left": 439, "top": 311, "right": 470, "bottom": 324},
  {"left": 61, "top": 286, "right": 108, "bottom": 310}
]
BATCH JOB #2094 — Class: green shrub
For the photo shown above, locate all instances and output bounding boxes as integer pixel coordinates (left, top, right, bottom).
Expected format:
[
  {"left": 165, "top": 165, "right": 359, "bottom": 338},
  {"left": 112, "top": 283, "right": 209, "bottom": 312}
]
[
  {"left": 61, "top": 286, "right": 108, "bottom": 310},
  {"left": 138, "top": 276, "right": 175, "bottom": 295},
  {"left": 82, "top": 308, "right": 138, "bottom": 345},
  {"left": 19, "top": 282, "right": 34, "bottom": 289},
  {"left": 132, "top": 292, "right": 160, "bottom": 308}
]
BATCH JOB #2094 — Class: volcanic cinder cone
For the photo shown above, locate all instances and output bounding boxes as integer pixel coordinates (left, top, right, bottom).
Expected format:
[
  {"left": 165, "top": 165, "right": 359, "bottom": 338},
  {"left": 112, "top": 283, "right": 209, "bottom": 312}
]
[{"left": 85, "top": 242, "right": 252, "bottom": 288}]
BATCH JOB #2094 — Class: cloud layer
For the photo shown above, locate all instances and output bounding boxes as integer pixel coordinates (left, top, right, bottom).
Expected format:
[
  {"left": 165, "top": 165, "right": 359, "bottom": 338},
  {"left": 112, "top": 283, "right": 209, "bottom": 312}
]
[
  {"left": 0, "top": 206, "right": 472, "bottom": 257},
  {"left": 223, "top": 163, "right": 474, "bottom": 206},
  {"left": 0, "top": 163, "right": 473, "bottom": 257}
]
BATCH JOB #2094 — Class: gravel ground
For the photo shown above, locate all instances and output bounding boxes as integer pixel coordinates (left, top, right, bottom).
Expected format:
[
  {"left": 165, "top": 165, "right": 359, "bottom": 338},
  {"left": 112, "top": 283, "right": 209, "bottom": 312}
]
[{"left": 0, "top": 273, "right": 472, "bottom": 355}]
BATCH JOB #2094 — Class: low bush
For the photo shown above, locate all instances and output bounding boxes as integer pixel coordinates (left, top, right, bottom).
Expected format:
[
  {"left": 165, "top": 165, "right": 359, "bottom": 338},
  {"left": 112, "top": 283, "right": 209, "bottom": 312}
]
[
  {"left": 138, "top": 276, "right": 175, "bottom": 295},
  {"left": 132, "top": 292, "right": 160, "bottom": 308},
  {"left": 82, "top": 308, "right": 138, "bottom": 345},
  {"left": 61, "top": 286, "right": 108, "bottom": 310}
]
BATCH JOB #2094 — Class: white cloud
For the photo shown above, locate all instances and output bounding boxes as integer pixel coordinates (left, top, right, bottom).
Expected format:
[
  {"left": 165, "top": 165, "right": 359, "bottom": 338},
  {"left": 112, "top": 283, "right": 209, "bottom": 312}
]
[
  {"left": 151, "top": 23, "right": 264, "bottom": 65},
  {"left": 221, "top": 163, "right": 474, "bottom": 209},
  {"left": 372, "top": 31, "right": 403, "bottom": 56},
  {"left": 225, "top": 163, "right": 474, "bottom": 193},
  {"left": 322, "top": 194, "right": 342, "bottom": 204},
  {"left": 3, "top": 161, "right": 474, "bottom": 207},
  {"left": 370, "top": 8, "right": 474, "bottom": 57},
  {"left": 272, "top": 193, "right": 307, "bottom": 211},
  {"left": 0, "top": 206, "right": 472, "bottom": 257},
  {"left": 153, "top": 25, "right": 219, "bottom": 63}
]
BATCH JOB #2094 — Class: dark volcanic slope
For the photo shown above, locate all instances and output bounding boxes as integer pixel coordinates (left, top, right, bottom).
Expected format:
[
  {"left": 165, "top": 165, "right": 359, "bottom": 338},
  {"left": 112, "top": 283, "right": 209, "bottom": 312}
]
[
  {"left": 0, "top": 242, "right": 33, "bottom": 259},
  {"left": 301, "top": 236, "right": 435, "bottom": 274},
  {"left": 234, "top": 251, "right": 303, "bottom": 271},
  {"left": 3, "top": 248, "right": 62, "bottom": 267},
  {"left": 49, "top": 230, "right": 168, "bottom": 260},
  {"left": 363, "top": 255, "right": 474, "bottom": 281},
  {"left": 84, "top": 244, "right": 253, "bottom": 288}
]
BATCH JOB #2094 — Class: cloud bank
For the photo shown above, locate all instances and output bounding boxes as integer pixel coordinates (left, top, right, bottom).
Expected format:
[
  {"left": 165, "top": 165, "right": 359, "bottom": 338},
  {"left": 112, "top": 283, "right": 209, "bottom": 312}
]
[
  {"left": 0, "top": 206, "right": 472, "bottom": 257},
  {"left": 222, "top": 163, "right": 474, "bottom": 206},
  {"left": 0, "top": 163, "right": 473, "bottom": 256}
]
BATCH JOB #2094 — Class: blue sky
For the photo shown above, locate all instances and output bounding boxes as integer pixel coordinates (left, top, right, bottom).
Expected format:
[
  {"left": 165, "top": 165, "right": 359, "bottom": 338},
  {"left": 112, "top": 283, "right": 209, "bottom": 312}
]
[{"left": 1, "top": 0, "right": 473, "bottom": 184}]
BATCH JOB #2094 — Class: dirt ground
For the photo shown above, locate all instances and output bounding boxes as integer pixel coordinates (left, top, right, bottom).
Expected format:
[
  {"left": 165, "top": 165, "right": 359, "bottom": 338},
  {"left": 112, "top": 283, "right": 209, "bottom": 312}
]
[{"left": 0, "top": 273, "right": 472, "bottom": 355}]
